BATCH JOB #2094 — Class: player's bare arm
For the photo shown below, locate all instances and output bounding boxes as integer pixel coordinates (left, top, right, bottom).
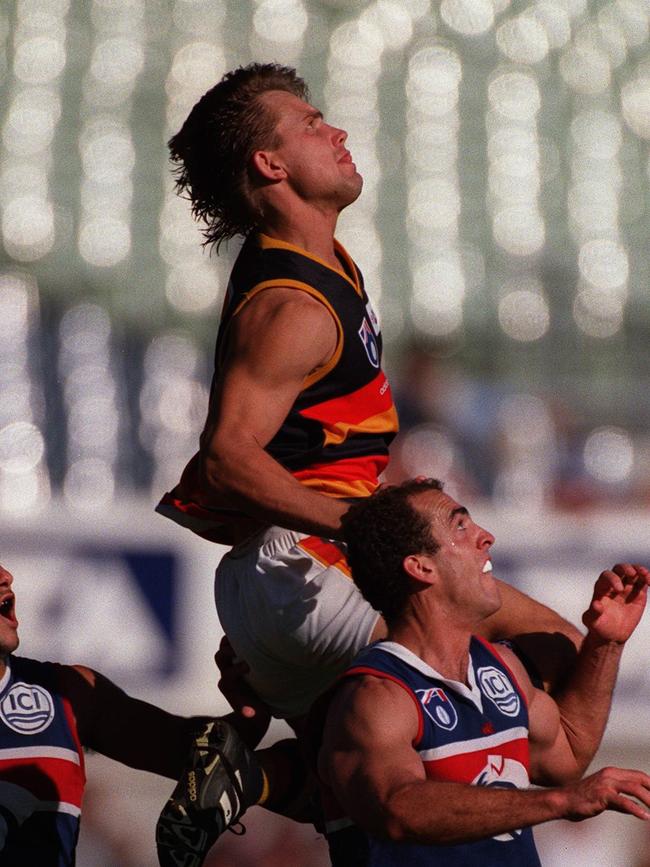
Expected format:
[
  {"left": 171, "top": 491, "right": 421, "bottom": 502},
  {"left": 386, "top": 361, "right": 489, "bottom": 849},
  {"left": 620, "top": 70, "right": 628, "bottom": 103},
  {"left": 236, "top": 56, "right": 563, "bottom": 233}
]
[
  {"left": 498, "top": 563, "right": 649, "bottom": 784},
  {"left": 479, "top": 579, "right": 583, "bottom": 690},
  {"left": 199, "top": 287, "right": 350, "bottom": 538},
  {"left": 320, "top": 674, "right": 650, "bottom": 846},
  {"left": 63, "top": 665, "right": 207, "bottom": 779}
]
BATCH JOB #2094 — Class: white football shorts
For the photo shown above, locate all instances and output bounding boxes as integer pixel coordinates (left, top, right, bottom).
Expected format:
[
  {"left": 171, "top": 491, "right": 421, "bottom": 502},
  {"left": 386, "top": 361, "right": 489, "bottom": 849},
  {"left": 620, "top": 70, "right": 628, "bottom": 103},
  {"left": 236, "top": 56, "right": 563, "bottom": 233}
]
[{"left": 214, "top": 525, "right": 380, "bottom": 719}]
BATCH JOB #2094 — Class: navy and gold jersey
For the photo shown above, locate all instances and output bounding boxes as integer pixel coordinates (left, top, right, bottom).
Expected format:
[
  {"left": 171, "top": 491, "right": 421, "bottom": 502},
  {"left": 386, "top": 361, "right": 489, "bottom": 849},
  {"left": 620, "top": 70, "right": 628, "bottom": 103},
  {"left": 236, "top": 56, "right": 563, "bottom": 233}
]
[
  {"left": 0, "top": 656, "right": 86, "bottom": 866},
  {"left": 157, "top": 233, "right": 398, "bottom": 545}
]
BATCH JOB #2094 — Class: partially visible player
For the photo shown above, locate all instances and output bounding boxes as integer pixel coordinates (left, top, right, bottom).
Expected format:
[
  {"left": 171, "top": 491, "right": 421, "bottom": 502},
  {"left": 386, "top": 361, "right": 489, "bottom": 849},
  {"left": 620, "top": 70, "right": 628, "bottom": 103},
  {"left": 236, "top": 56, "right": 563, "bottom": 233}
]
[
  {"left": 317, "top": 479, "right": 650, "bottom": 865},
  {"left": 0, "top": 563, "right": 268, "bottom": 865}
]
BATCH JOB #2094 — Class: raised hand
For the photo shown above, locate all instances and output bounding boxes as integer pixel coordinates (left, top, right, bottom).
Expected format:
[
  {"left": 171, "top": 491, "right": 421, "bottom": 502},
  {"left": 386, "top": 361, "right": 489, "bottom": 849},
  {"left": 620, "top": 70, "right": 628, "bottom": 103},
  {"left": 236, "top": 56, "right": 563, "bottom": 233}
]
[
  {"left": 582, "top": 563, "right": 650, "bottom": 643},
  {"left": 563, "top": 766, "right": 650, "bottom": 822}
]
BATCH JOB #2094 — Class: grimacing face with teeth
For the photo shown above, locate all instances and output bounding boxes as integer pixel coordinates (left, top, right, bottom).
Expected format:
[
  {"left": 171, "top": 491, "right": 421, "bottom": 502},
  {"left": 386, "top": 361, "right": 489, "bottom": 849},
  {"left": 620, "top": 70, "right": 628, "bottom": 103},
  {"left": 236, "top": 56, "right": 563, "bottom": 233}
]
[{"left": 0, "top": 565, "right": 19, "bottom": 674}]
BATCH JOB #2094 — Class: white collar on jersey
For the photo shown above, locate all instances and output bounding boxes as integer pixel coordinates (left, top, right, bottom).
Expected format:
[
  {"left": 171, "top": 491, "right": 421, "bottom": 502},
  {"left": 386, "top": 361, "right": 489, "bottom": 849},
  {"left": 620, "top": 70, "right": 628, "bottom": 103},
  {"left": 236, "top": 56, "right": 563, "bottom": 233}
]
[
  {"left": 372, "top": 640, "right": 484, "bottom": 712},
  {"left": 0, "top": 657, "right": 11, "bottom": 694}
]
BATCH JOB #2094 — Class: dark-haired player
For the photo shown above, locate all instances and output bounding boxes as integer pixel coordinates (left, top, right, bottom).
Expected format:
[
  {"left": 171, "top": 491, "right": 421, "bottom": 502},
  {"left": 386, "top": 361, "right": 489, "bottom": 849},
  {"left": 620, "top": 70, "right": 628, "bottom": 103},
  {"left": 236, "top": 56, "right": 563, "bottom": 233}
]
[
  {"left": 318, "top": 479, "right": 650, "bottom": 865},
  {"left": 155, "top": 63, "right": 583, "bottom": 865}
]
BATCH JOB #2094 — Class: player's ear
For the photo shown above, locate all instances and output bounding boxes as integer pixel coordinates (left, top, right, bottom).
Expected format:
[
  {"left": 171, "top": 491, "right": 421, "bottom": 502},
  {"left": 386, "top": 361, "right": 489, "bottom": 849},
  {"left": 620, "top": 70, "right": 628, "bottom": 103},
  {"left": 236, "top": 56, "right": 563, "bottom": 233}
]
[
  {"left": 251, "top": 149, "right": 286, "bottom": 182},
  {"left": 403, "top": 553, "right": 436, "bottom": 586}
]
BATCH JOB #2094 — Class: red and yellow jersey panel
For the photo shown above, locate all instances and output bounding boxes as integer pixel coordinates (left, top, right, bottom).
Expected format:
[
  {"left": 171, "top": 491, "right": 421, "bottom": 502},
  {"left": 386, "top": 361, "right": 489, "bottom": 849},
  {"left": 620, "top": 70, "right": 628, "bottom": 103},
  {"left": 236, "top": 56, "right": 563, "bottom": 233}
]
[{"left": 156, "top": 233, "right": 398, "bottom": 545}]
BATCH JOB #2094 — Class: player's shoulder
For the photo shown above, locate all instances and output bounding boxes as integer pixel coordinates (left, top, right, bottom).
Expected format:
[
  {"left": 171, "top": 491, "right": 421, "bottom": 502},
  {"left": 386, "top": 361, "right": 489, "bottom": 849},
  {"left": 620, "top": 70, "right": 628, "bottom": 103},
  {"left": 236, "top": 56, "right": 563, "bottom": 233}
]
[
  {"left": 241, "top": 283, "right": 333, "bottom": 324},
  {"left": 330, "top": 671, "right": 420, "bottom": 738}
]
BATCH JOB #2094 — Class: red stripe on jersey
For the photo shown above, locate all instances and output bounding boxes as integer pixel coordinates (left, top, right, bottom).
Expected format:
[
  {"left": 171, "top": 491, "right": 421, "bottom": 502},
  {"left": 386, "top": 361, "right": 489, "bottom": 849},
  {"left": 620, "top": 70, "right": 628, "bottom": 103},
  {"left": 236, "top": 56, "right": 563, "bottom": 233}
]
[
  {"left": 300, "top": 372, "right": 397, "bottom": 428},
  {"left": 297, "top": 538, "right": 351, "bottom": 578},
  {"left": 422, "top": 737, "right": 530, "bottom": 783},
  {"left": 0, "top": 756, "right": 85, "bottom": 807},
  {"left": 293, "top": 454, "right": 388, "bottom": 497}
]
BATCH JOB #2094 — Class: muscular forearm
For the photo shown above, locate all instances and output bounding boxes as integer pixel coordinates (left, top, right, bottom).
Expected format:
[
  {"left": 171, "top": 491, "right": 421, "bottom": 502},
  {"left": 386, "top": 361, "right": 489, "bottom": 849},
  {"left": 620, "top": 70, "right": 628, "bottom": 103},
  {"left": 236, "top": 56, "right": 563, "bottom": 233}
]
[
  {"left": 203, "top": 443, "right": 349, "bottom": 538},
  {"left": 551, "top": 632, "right": 624, "bottom": 775},
  {"left": 377, "top": 780, "right": 568, "bottom": 844}
]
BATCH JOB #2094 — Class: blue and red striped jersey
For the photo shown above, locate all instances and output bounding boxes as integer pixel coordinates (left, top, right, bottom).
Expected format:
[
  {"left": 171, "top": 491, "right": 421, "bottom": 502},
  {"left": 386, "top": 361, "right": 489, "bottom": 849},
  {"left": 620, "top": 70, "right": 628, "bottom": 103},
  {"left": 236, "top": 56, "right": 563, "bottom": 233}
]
[{"left": 0, "top": 656, "right": 86, "bottom": 866}]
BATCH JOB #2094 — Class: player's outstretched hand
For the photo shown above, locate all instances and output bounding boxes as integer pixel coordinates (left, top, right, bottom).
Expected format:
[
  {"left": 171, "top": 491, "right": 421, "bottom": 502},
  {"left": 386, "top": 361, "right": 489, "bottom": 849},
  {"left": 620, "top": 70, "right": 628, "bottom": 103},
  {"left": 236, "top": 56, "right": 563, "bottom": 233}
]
[
  {"left": 563, "top": 766, "right": 650, "bottom": 822},
  {"left": 215, "top": 635, "right": 271, "bottom": 727},
  {"left": 582, "top": 563, "right": 650, "bottom": 643}
]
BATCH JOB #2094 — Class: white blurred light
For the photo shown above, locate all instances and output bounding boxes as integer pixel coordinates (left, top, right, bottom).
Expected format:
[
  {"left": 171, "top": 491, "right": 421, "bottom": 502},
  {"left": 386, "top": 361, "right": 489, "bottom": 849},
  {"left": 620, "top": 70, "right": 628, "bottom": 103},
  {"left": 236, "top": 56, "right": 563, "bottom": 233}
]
[
  {"left": 571, "top": 110, "right": 622, "bottom": 159},
  {"left": 498, "top": 290, "right": 550, "bottom": 341},
  {"left": 411, "top": 257, "right": 465, "bottom": 337},
  {"left": 79, "top": 218, "right": 131, "bottom": 267},
  {"left": 59, "top": 304, "right": 111, "bottom": 353},
  {"left": 407, "top": 44, "right": 462, "bottom": 100},
  {"left": 90, "top": 37, "right": 145, "bottom": 86},
  {"left": 168, "top": 42, "right": 227, "bottom": 93},
  {"left": 81, "top": 178, "right": 133, "bottom": 216},
  {"left": 596, "top": 9, "right": 628, "bottom": 67},
  {"left": 408, "top": 178, "right": 460, "bottom": 230},
  {"left": 533, "top": 1, "right": 571, "bottom": 49},
  {"left": 64, "top": 458, "right": 115, "bottom": 511},
  {"left": 400, "top": 424, "right": 456, "bottom": 477},
  {"left": 0, "top": 467, "right": 49, "bottom": 516},
  {"left": 253, "top": 0, "right": 309, "bottom": 44},
  {"left": 2, "top": 196, "right": 54, "bottom": 261},
  {"left": 158, "top": 379, "right": 209, "bottom": 433},
  {"left": 612, "top": 0, "right": 649, "bottom": 47},
  {"left": 584, "top": 427, "right": 634, "bottom": 483},
  {"left": 80, "top": 129, "right": 135, "bottom": 184},
  {"left": 3, "top": 89, "right": 61, "bottom": 154},
  {"left": 559, "top": 42, "right": 611, "bottom": 94},
  {"left": 488, "top": 72, "right": 541, "bottom": 121},
  {"left": 166, "top": 265, "right": 222, "bottom": 313},
  {"left": 361, "top": 0, "right": 414, "bottom": 51},
  {"left": 144, "top": 333, "right": 201, "bottom": 379},
  {"left": 496, "top": 14, "right": 550, "bottom": 64},
  {"left": 621, "top": 71, "right": 650, "bottom": 139},
  {"left": 573, "top": 288, "right": 624, "bottom": 338},
  {"left": 578, "top": 239, "right": 629, "bottom": 290},
  {"left": 492, "top": 206, "right": 545, "bottom": 256},
  {"left": 0, "top": 273, "right": 34, "bottom": 339},
  {"left": 568, "top": 182, "right": 619, "bottom": 233},
  {"left": 440, "top": 0, "right": 494, "bottom": 35},
  {"left": 0, "top": 422, "right": 45, "bottom": 473},
  {"left": 499, "top": 394, "right": 554, "bottom": 449},
  {"left": 329, "top": 19, "right": 384, "bottom": 69},
  {"left": 13, "top": 36, "right": 66, "bottom": 85}
]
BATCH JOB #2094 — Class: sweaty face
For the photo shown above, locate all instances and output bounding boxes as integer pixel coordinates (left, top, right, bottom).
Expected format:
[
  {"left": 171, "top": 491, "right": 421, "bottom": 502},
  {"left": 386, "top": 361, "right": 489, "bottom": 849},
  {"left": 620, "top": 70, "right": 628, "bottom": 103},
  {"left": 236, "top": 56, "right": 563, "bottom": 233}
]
[
  {"left": 0, "top": 565, "right": 19, "bottom": 668},
  {"left": 259, "top": 90, "right": 363, "bottom": 210},
  {"left": 413, "top": 490, "right": 500, "bottom": 621}
]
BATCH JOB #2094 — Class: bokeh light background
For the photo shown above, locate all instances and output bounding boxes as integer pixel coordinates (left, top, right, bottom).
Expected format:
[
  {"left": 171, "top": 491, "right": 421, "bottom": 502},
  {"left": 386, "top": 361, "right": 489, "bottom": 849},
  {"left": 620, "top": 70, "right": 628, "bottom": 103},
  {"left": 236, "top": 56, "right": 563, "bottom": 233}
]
[{"left": 2, "top": 1, "right": 650, "bottom": 865}]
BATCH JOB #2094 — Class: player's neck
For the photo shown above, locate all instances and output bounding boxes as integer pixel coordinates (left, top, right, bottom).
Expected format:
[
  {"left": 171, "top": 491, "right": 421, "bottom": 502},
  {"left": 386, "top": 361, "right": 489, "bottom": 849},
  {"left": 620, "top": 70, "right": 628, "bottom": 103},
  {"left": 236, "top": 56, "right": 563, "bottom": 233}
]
[
  {"left": 260, "top": 202, "right": 341, "bottom": 270},
  {"left": 388, "top": 610, "right": 475, "bottom": 686}
]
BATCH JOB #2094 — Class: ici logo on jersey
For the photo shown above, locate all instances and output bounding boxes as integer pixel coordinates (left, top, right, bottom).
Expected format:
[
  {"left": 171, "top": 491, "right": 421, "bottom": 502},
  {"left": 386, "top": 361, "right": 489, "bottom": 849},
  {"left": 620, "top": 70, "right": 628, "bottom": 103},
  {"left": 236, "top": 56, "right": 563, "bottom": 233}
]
[{"left": 1, "top": 682, "right": 55, "bottom": 734}]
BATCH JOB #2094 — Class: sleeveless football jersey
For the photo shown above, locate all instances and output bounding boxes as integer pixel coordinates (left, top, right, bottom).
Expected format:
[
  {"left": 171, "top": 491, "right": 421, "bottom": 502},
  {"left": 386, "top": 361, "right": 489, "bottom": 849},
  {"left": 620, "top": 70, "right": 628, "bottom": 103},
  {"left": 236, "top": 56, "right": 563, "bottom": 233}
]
[
  {"left": 156, "top": 233, "right": 398, "bottom": 545},
  {"left": 328, "top": 637, "right": 541, "bottom": 867},
  {"left": 0, "top": 656, "right": 85, "bottom": 866}
]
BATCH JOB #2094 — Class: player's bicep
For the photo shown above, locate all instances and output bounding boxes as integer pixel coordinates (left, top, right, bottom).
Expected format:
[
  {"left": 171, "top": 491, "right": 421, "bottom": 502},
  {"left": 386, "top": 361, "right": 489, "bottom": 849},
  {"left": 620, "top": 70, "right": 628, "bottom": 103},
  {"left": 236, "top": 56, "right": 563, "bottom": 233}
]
[
  {"left": 205, "top": 290, "right": 338, "bottom": 451},
  {"left": 320, "top": 678, "right": 424, "bottom": 836}
]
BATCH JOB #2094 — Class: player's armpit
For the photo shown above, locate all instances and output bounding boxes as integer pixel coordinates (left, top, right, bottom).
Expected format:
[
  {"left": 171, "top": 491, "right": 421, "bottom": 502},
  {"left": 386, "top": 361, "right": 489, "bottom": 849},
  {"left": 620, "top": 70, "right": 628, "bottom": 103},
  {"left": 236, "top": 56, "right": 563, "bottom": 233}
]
[{"left": 479, "top": 579, "right": 582, "bottom": 692}]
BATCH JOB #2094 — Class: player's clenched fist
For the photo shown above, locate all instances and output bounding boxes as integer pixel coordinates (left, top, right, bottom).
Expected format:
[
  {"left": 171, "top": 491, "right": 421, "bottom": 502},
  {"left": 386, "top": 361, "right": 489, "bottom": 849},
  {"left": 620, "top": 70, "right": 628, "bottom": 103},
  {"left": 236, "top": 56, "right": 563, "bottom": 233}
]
[
  {"left": 582, "top": 563, "right": 650, "bottom": 643},
  {"left": 561, "top": 766, "right": 650, "bottom": 822}
]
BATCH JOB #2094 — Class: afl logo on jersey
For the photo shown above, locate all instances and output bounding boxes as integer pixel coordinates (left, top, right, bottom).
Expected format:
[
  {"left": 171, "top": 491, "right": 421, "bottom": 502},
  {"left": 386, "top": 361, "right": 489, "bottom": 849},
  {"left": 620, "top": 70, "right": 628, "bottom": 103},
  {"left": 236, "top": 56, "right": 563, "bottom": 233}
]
[
  {"left": 477, "top": 666, "right": 521, "bottom": 717},
  {"left": 358, "top": 318, "right": 380, "bottom": 368},
  {"left": 416, "top": 687, "right": 458, "bottom": 731},
  {"left": 1, "top": 682, "right": 55, "bottom": 734}
]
